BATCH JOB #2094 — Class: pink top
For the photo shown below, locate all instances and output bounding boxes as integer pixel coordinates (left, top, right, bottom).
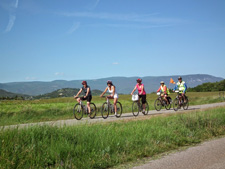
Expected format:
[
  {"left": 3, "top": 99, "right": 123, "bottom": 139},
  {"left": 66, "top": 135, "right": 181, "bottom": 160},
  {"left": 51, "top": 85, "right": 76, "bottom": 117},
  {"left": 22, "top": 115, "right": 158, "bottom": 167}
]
[{"left": 136, "top": 84, "right": 146, "bottom": 95}]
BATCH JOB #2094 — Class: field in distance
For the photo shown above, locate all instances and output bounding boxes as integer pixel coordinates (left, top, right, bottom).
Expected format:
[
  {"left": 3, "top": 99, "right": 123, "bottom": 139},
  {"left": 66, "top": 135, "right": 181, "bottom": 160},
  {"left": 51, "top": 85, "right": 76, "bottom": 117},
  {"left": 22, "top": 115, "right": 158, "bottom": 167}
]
[{"left": 0, "top": 92, "right": 224, "bottom": 126}]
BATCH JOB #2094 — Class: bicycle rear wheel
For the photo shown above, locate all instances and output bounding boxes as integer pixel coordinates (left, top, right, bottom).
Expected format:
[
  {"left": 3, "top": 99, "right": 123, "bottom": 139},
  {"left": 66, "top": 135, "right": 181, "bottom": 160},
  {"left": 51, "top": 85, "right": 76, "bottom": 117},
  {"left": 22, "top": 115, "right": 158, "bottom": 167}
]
[
  {"left": 173, "top": 98, "right": 180, "bottom": 111},
  {"left": 183, "top": 97, "right": 189, "bottom": 110},
  {"left": 132, "top": 101, "right": 139, "bottom": 116},
  {"left": 101, "top": 102, "right": 109, "bottom": 119},
  {"left": 73, "top": 103, "right": 83, "bottom": 120},
  {"left": 154, "top": 98, "right": 162, "bottom": 111},
  {"left": 115, "top": 102, "right": 122, "bottom": 118},
  {"left": 89, "top": 103, "right": 97, "bottom": 119},
  {"left": 142, "top": 102, "right": 149, "bottom": 115}
]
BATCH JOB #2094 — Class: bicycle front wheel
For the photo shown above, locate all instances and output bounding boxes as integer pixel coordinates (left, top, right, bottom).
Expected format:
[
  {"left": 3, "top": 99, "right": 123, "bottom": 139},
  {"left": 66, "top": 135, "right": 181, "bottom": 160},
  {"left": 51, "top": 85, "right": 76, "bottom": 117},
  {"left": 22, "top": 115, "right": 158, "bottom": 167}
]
[
  {"left": 183, "top": 97, "right": 189, "bottom": 110},
  {"left": 154, "top": 99, "right": 162, "bottom": 111},
  {"left": 165, "top": 102, "right": 171, "bottom": 110},
  {"left": 73, "top": 103, "right": 83, "bottom": 120},
  {"left": 142, "top": 102, "right": 149, "bottom": 115},
  {"left": 101, "top": 102, "right": 109, "bottom": 119},
  {"left": 115, "top": 102, "right": 122, "bottom": 118},
  {"left": 132, "top": 101, "right": 139, "bottom": 116},
  {"left": 89, "top": 103, "right": 97, "bottom": 119},
  {"left": 173, "top": 98, "right": 179, "bottom": 111}
]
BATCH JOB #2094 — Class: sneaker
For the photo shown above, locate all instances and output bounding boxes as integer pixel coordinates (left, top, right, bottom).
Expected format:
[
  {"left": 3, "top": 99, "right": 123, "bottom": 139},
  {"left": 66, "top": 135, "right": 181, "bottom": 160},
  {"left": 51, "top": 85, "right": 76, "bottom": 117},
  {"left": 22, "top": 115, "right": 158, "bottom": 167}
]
[{"left": 115, "top": 112, "right": 117, "bottom": 116}]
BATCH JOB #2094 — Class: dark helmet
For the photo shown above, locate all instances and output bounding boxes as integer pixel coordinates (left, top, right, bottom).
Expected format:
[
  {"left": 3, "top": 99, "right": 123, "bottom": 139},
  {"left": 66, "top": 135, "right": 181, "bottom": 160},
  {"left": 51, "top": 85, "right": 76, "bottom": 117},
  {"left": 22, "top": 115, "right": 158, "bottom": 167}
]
[
  {"left": 136, "top": 78, "right": 142, "bottom": 83},
  {"left": 107, "top": 80, "right": 113, "bottom": 85},
  {"left": 82, "top": 81, "right": 87, "bottom": 85},
  {"left": 178, "top": 76, "right": 182, "bottom": 80}
]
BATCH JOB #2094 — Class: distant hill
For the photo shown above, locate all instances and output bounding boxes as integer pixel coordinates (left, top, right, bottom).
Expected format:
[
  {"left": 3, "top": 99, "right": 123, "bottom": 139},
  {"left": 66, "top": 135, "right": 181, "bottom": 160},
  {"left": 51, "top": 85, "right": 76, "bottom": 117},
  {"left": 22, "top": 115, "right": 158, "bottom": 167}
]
[
  {"left": 0, "top": 89, "right": 29, "bottom": 98},
  {"left": 34, "top": 88, "right": 103, "bottom": 99},
  {"left": 188, "top": 79, "right": 225, "bottom": 92},
  {"left": 0, "top": 74, "right": 223, "bottom": 95}
]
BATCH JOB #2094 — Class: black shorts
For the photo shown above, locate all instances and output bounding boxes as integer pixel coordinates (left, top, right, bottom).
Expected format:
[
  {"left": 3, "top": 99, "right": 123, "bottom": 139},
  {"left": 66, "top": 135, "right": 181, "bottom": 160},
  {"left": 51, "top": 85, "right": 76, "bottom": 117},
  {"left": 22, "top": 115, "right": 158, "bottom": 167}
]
[
  {"left": 139, "top": 94, "right": 146, "bottom": 104},
  {"left": 80, "top": 95, "right": 92, "bottom": 102}
]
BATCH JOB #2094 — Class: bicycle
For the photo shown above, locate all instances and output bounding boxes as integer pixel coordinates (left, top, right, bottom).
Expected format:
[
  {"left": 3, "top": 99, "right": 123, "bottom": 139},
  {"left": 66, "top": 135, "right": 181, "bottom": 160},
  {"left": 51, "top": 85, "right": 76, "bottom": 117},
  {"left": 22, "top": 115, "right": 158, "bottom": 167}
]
[
  {"left": 73, "top": 97, "right": 97, "bottom": 120},
  {"left": 173, "top": 90, "right": 189, "bottom": 111},
  {"left": 132, "top": 94, "right": 149, "bottom": 116},
  {"left": 101, "top": 96, "right": 122, "bottom": 119},
  {"left": 154, "top": 92, "right": 172, "bottom": 111}
]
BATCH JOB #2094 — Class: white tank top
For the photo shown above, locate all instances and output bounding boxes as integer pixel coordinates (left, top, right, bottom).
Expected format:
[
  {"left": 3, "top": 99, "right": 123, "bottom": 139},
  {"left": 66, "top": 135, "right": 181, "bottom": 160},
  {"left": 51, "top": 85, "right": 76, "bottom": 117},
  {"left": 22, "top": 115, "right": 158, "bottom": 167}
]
[{"left": 107, "top": 86, "right": 118, "bottom": 98}]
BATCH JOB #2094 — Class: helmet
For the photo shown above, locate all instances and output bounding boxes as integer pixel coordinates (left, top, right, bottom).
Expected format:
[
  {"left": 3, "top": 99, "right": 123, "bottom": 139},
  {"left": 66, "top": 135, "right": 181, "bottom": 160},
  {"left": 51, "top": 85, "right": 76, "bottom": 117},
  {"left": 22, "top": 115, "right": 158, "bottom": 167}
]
[
  {"left": 178, "top": 76, "right": 182, "bottom": 80},
  {"left": 107, "top": 80, "right": 113, "bottom": 85},
  {"left": 82, "top": 81, "right": 87, "bottom": 85},
  {"left": 160, "top": 81, "right": 165, "bottom": 84},
  {"left": 136, "top": 78, "right": 142, "bottom": 83}
]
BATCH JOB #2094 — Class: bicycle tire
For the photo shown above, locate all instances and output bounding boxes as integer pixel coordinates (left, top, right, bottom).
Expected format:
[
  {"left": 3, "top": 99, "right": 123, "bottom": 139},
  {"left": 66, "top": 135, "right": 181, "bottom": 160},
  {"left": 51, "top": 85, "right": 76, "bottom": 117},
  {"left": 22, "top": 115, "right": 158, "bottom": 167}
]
[
  {"left": 173, "top": 98, "right": 179, "bottom": 111},
  {"left": 154, "top": 98, "right": 162, "bottom": 111},
  {"left": 165, "top": 102, "right": 171, "bottom": 110},
  {"left": 183, "top": 97, "right": 189, "bottom": 110},
  {"left": 73, "top": 103, "right": 83, "bottom": 120},
  {"left": 132, "top": 101, "right": 139, "bottom": 116},
  {"left": 142, "top": 101, "right": 149, "bottom": 115},
  {"left": 115, "top": 102, "right": 122, "bottom": 118},
  {"left": 101, "top": 102, "right": 109, "bottom": 119},
  {"left": 89, "top": 103, "right": 97, "bottom": 119}
]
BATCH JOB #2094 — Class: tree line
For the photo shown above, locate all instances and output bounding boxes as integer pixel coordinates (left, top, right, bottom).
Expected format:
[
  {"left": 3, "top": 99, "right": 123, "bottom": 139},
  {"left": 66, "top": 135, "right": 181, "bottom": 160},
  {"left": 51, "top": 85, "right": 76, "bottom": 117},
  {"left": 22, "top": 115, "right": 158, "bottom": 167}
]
[{"left": 188, "top": 79, "right": 225, "bottom": 92}]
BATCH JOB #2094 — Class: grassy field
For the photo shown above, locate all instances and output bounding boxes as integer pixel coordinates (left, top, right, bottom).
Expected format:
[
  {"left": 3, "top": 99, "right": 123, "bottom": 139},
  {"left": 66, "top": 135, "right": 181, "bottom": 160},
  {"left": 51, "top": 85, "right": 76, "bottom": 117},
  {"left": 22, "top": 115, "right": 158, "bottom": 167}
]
[
  {"left": 0, "top": 92, "right": 224, "bottom": 126},
  {"left": 0, "top": 106, "right": 225, "bottom": 168}
]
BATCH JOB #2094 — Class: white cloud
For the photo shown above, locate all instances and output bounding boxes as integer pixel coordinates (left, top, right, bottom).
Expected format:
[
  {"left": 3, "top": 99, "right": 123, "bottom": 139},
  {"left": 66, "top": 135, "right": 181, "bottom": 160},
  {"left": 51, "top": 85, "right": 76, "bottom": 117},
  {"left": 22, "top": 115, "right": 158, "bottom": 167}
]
[
  {"left": 14, "top": 0, "right": 19, "bottom": 8},
  {"left": 4, "top": 15, "right": 16, "bottom": 33},
  {"left": 112, "top": 62, "right": 119, "bottom": 65},
  {"left": 67, "top": 22, "right": 80, "bottom": 34},
  {"left": 55, "top": 72, "right": 64, "bottom": 76}
]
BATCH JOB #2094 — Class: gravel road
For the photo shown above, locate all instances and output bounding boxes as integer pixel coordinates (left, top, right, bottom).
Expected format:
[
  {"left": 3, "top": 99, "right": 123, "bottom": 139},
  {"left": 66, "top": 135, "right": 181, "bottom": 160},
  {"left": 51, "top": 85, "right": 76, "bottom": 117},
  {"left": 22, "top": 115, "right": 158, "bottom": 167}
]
[
  {"left": 2, "top": 102, "right": 225, "bottom": 130},
  {"left": 133, "top": 137, "right": 225, "bottom": 169}
]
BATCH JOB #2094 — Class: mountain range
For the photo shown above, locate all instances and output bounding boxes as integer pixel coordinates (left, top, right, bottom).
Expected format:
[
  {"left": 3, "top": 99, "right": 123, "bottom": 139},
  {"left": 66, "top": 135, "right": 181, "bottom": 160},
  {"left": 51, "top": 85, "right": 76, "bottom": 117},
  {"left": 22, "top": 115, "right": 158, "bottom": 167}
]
[{"left": 0, "top": 74, "right": 223, "bottom": 96}]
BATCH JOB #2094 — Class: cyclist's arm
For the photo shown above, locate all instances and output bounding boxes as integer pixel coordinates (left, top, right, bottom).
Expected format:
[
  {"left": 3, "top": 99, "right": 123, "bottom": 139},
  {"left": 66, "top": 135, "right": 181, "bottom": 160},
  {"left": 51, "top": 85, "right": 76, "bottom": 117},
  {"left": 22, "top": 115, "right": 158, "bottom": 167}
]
[
  {"left": 100, "top": 87, "right": 108, "bottom": 97},
  {"left": 131, "top": 86, "right": 137, "bottom": 95},
  {"left": 140, "top": 85, "right": 144, "bottom": 95},
  {"left": 157, "top": 87, "right": 161, "bottom": 92},
  {"left": 75, "top": 88, "right": 82, "bottom": 98},
  {"left": 173, "top": 85, "right": 178, "bottom": 91},
  {"left": 183, "top": 83, "right": 187, "bottom": 93}
]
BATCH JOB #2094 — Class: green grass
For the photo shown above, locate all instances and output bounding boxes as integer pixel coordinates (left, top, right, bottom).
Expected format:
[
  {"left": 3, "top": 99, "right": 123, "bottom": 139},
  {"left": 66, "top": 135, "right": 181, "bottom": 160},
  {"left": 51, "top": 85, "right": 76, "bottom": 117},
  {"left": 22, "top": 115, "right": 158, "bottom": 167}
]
[
  {"left": 0, "top": 107, "right": 225, "bottom": 168},
  {"left": 0, "top": 92, "right": 224, "bottom": 126}
]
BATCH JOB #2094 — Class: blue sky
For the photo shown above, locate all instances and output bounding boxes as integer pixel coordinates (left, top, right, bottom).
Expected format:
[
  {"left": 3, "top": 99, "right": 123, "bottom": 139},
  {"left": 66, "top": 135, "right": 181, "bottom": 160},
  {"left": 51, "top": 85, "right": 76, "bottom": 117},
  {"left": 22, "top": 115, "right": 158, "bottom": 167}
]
[{"left": 0, "top": 0, "right": 225, "bottom": 83}]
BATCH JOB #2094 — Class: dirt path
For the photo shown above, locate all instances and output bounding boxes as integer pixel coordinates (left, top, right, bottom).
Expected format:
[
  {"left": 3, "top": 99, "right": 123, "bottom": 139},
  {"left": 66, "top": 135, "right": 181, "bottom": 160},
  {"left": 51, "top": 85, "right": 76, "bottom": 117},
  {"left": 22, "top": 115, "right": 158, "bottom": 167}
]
[
  {"left": 132, "top": 137, "right": 225, "bottom": 169},
  {"left": 2, "top": 102, "right": 225, "bottom": 130}
]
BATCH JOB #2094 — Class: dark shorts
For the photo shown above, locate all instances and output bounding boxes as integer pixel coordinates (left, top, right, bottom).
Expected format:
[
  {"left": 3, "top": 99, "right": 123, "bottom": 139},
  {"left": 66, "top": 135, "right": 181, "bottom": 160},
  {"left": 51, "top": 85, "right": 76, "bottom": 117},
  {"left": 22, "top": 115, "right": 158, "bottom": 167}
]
[
  {"left": 139, "top": 94, "right": 146, "bottom": 104},
  {"left": 80, "top": 95, "right": 92, "bottom": 102}
]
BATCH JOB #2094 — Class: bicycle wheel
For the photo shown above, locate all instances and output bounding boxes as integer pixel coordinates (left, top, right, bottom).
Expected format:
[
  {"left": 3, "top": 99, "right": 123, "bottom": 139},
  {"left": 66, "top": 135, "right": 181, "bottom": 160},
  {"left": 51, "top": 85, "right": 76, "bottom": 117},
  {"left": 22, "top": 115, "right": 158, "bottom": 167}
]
[
  {"left": 154, "top": 99, "right": 162, "bottom": 111},
  {"left": 173, "top": 98, "right": 180, "bottom": 111},
  {"left": 115, "top": 102, "right": 122, "bottom": 118},
  {"left": 165, "top": 100, "right": 171, "bottom": 110},
  {"left": 101, "top": 102, "right": 109, "bottom": 119},
  {"left": 73, "top": 103, "right": 83, "bottom": 120},
  {"left": 183, "top": 97, "right": 189, "bottom": 110},
  {"left": 132, "top": 101, "right": 139, "bottom": 116},
  {"left": 89, "top": 103, "right": 97, "bottom": 119},
  {"left": 142, "top": 101, "right": 149, "bottom": 115}
]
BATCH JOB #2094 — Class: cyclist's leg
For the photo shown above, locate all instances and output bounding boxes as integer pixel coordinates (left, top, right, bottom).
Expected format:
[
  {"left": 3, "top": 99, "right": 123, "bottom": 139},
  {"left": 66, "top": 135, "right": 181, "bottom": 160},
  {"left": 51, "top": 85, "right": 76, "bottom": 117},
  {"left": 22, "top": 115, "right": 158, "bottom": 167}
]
[
  {"left": 142, "top": 95, "right": 146, "bottom": 112},
  {"left": 164, "top": 94, "right": 169, "bottom": 104},
  {"left": 76, "top": 97, "right": 81, "bottom": 103},
  {"left": 113, "top": 97, "right": 118, "bottom": 115},
  {"left": 182, "top": 93, "right": 186, "bottom": 103},
  {"left": 86, "top": 96, "right": 92, "bottom": 113}
]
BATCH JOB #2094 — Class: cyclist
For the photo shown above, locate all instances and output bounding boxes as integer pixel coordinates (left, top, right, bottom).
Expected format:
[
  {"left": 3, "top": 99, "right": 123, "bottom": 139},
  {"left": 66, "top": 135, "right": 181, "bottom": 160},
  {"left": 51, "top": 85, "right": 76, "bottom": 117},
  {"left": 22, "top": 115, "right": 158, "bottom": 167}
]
[
  {"left": 130, "top": 78, "right": 147, "bottom": 113},
  {"left": 100, "top": 80, "right": 119, "bottom": 116},
  {"left": 173, "top": 77, "right": 187, "bottom": 103},
  {"left": 157, "top": 81, "right": 170, "bottom": 105},
  {"left": 74, "top": 81, "right": 92, "bottom": 114}
]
